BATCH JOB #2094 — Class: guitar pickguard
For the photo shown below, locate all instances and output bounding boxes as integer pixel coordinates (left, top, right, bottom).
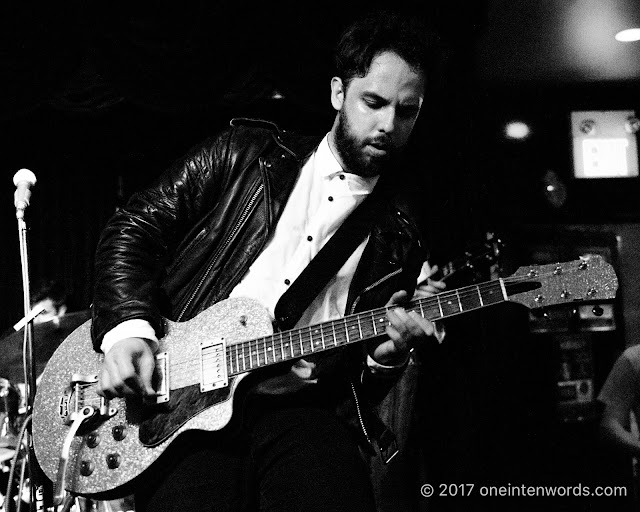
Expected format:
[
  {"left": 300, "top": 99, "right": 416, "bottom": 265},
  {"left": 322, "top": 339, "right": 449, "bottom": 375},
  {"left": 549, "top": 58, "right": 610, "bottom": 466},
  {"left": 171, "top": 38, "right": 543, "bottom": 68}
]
[{"left": 139, "top": 380, "right": 234, "bottom": 446}]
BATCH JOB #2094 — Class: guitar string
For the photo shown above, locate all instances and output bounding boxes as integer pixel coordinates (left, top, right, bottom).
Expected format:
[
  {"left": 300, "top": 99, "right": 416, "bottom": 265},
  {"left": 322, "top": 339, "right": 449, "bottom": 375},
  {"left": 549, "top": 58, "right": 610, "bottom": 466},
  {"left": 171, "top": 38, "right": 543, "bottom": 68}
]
[
  {"left": 219, "top": 264, "right": 603, "bottom": 375},
  {"left": 74, "top": 264, "right": 601, "bottom": 394},
  {"left": 161, "top": 265, "right": 602, "bottom": 382}
]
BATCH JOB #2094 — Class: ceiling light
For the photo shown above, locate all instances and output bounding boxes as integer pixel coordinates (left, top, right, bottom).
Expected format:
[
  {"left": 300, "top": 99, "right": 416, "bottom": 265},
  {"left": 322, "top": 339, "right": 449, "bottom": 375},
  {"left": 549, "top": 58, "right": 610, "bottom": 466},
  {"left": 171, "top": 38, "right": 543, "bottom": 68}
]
[
  {"left": 504, "top": 121, "right": 530, "bottom": 140},
  {"left": 615, "top": 28, "right": 640, "bottom": 42}
]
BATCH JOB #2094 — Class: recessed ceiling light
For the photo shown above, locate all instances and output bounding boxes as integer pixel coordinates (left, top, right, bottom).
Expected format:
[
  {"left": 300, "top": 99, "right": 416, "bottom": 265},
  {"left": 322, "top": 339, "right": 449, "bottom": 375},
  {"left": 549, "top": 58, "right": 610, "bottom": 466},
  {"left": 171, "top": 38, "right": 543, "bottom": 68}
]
[
  {"left": 615, "top": 28, "right": 640, "bottom": 42},
  {"left": 504, "top": 121, "right": 530, "bottom": 140}
]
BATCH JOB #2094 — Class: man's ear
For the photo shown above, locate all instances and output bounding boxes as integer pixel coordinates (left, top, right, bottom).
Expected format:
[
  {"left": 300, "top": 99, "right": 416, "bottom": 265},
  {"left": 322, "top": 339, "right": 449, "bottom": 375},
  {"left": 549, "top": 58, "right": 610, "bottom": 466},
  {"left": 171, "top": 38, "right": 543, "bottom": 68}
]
[{"left": 330, "top": 77, "right": 345, "bottom": 111}]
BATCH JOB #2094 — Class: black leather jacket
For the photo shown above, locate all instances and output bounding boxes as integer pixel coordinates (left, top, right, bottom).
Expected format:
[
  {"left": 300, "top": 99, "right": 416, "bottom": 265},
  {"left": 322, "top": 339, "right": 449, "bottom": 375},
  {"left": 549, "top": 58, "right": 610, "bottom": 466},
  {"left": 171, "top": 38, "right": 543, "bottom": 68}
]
[{"left": 91, "top": 118, "right": 427, "bottom": 449}]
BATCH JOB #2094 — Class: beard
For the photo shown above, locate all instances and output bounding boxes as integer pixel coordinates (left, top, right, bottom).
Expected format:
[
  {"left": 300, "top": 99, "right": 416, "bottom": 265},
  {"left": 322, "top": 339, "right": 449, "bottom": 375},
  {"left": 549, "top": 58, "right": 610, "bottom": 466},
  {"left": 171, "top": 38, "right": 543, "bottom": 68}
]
[{"left": 333, "top": 109, "right": 399, "bottom": 177}]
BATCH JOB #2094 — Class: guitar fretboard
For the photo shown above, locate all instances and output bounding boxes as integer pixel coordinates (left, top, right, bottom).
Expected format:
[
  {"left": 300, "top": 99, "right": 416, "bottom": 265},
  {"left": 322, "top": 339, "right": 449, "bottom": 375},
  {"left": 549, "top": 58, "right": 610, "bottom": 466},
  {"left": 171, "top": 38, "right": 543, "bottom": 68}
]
[{"left": 226, "top": 280, "right": 506, "bottom": 375}]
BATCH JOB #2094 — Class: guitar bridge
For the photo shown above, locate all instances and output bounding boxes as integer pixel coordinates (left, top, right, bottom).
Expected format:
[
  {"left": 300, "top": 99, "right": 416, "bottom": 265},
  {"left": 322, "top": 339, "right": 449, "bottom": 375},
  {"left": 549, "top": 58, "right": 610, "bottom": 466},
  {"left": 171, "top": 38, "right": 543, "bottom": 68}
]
[
  {"left": 200, "top": 338, "right": 228, "bottom": 392},
  {"left": 58, "top": 374, "right": 116, "bottom": 426}
]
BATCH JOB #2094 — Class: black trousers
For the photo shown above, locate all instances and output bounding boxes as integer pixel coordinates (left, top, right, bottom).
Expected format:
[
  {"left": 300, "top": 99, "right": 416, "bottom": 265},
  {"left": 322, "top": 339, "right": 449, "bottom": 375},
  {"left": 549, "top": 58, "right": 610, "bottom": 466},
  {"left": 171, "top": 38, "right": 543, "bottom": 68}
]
[{"left": 134, "top": 395, "right": 377, "bottom": 512}]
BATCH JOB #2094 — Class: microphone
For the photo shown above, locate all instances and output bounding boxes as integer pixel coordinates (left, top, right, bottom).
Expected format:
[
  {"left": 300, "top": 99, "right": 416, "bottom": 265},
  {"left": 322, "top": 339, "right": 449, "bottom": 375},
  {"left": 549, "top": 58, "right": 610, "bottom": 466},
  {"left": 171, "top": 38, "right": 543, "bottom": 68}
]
[{"left": 13, "top": 168, "right": 37, "bottom": 213}]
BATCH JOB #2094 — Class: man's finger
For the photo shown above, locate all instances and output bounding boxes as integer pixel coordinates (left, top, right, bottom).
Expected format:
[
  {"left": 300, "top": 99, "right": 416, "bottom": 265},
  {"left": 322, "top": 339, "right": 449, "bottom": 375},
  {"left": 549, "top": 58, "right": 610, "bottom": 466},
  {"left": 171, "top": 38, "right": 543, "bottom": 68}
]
[{"left": 138, "top": 353, "right": 157, "bottom": 397}]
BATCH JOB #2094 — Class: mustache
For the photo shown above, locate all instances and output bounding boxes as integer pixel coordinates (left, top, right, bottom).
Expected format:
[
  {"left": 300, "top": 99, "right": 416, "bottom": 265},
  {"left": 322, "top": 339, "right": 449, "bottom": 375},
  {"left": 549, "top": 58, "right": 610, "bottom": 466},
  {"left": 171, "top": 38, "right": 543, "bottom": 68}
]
[{"left": 365, "top": 135, "right": 392, "bottom": 149}]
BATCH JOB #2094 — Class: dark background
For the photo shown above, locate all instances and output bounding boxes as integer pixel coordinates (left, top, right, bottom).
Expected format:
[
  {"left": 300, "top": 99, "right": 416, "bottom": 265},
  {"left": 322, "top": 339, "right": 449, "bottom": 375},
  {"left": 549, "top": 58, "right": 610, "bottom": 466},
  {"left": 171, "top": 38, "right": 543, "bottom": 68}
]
[{"left": 2, "top": 1, "right": 640, "bottom": 510}]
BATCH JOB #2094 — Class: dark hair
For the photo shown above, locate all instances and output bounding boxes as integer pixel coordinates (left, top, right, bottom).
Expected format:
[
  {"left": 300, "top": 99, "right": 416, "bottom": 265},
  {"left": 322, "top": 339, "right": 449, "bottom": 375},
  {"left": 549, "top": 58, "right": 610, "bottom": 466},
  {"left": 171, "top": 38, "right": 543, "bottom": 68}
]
[
  {"left": 334, "top": 11, "right": 441, "bottom": 89},
  {"left": 31, "top": 279, "right": 67, "bottom": 308}
]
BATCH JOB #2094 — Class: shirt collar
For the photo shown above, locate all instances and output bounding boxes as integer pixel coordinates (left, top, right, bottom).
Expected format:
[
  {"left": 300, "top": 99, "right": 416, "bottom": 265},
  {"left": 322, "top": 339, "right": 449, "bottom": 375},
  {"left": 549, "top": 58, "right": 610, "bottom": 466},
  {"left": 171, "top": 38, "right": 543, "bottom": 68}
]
[{"left": 316, "top": 134, "right": 379, "bottom": 191}]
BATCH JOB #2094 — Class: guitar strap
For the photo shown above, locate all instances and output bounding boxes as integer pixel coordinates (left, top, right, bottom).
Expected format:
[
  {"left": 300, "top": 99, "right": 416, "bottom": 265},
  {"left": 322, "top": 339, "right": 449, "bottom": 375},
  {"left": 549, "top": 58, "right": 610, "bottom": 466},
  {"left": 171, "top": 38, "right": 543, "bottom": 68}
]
[
  {"left": 273, "top": 185, "right": 399, "bottom": 465},
  {"left": 274, "top": 186, "right": 383, "bottom": 331}
]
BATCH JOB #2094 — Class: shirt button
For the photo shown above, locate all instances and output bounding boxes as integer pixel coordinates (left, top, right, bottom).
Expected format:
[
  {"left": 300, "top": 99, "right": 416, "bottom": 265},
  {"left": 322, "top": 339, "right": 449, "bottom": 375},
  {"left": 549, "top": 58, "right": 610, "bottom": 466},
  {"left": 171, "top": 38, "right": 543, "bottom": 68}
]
[
  {"left": 328, "top": 196, "right": 334, "bottom": 202},
  {"left": 339, "top": 174, "right": 345, "bottom": 180},
  {"left": 307, "top": 235, "right": 313, "bottom": 241},
  {"left": 284, "top": 279, "right": 291, "bottom": 285}
]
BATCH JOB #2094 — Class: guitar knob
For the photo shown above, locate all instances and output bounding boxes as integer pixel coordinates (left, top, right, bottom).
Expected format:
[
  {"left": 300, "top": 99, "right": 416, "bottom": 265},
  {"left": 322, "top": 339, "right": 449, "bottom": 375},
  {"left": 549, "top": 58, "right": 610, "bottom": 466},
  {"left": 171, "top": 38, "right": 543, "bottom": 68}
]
[
  {"left": 106, "top": 453, "right": 121, "bottom": 470},
  {"left": 112, "top": 425, "right": 127, "bottom": 441},
  {"left": 86, "top": 432, "right": 100, "bottom": 448},
  {"left": 80, "top": 460, "right": 94, "bottom": 476}
]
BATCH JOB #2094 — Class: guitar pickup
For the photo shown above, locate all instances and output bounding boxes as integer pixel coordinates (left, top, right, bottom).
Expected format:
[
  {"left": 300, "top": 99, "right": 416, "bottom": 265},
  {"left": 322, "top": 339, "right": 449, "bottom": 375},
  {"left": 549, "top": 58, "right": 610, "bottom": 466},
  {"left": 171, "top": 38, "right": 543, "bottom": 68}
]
[
  {"left": 200, "top": 338, "right": 228, "bottom": 392},
  {"left": 154, "top": 352, "right": 170, "bottom": 404}
]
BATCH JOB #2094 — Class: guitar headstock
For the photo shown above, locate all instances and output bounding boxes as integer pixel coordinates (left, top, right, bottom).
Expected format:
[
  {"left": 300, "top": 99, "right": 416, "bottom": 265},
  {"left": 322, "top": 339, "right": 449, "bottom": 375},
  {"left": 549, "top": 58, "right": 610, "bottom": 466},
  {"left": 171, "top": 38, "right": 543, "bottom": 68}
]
[{"left": 505, "top": 255, "right": 618, "bottom": 310}]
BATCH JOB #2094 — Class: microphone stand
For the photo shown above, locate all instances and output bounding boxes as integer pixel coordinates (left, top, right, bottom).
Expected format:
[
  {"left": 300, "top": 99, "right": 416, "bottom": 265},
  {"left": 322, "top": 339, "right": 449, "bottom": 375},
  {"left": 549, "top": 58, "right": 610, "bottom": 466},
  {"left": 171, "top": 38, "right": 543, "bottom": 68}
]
[{"left": 15, "top": 201, "right": 47, "bottom": 511}]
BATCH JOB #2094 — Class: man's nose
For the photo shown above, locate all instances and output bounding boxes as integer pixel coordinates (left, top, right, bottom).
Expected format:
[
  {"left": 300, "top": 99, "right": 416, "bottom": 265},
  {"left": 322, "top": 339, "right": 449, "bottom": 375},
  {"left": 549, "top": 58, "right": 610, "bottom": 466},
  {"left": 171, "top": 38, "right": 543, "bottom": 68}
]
[{"left": 377, "top": 107, "right": 396, "bottom": 133}]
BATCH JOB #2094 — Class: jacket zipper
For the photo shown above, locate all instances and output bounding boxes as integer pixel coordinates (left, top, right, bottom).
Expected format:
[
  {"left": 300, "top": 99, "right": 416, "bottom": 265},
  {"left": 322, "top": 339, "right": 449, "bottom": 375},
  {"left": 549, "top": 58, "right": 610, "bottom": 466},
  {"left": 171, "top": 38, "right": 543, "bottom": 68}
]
[
  {"left": 348, "top": 267, "right": 403, "bottom": 447},
  {"left": 176, "top": 182, "right": 264, "bottom": 321},
  {"left": 350, "top": 380, "right": 372, "bottom": 446},
  {"left": 349, "top": 268, "right": 402, "bottom": 315}
]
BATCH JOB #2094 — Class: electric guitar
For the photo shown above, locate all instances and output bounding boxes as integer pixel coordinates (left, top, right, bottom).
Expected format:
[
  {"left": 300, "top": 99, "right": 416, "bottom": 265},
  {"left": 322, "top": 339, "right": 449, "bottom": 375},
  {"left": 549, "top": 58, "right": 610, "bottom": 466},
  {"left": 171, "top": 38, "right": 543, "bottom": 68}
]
[{"left": 32, "top": 255, "right": 618, "bottom": 498}]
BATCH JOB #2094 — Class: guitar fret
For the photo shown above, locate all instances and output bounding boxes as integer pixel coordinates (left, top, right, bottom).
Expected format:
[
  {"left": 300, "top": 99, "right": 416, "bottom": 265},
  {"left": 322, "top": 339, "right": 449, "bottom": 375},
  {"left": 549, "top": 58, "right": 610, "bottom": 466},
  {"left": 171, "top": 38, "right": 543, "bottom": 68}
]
[
  {"left": 456, "top": 290, "right": 462, "bottom": 311},
  {"left": 366, "top": 312, "right": 375, "bottom": 339},
  {"left": 288, "top": 332, "right": 294, "bottom": 359},
  {"left": 376, "top": 312, "right": 387, "bottom": 335},
  {"left": 314, "top": 326, "right": 321, "bottom": 350},
  {"left": 227, "top": 348, "right": 234, "bottom": 375},
  {"left": 257, "top": 339, "right": 264, "bottom": 366},
  {"left": 459, "top": 286, "right": 482, "bottom": 311},
  {"left": 436, "top": 296, "right": 444, "bottom": 318},
  {"left": 308, "top": 327, "right": 315, "bottom": 353},
  {"left": 343, "top": 319, "right": 350, "bottom": 344},
  {"left": 320, "top": 325, "right": 327, "bottom": 350},
  {"left": 479, "top": 282, "right": 503, "bottom": 306},
  {"left": 231, "top": 345, "right": 240, "bottom": 373},
  {"left": 262, "top": 338, "right": 269, "bottom": 365},
  {"left": 244, "top": 343, "right": 249, "bottom": 371},
  {"left": 272, "top": 336, "right": 279, "bottom": 362},
  {"left": 279, "top": 333, "right": 285, "bottom": 361},
  {"left": 272, "top": 334, "right": 278, "bottom": 364},
  {"left": 268, "top": 336, "right": 277, "bottom": 363},
  {"left": 330, "top": 322, "right": 337, "bottom": 347},
  {"left": 348, "top": 321, "right": 359, "bottom": 342},
  {"left": 440, "top": 292, "right": 461, "bottom": 317},
  {"left": 252, "top": 340, "right": 259, "bottom": 367},
  {"left": 335, "top": 321, "right": 347, "bottom": 346}
]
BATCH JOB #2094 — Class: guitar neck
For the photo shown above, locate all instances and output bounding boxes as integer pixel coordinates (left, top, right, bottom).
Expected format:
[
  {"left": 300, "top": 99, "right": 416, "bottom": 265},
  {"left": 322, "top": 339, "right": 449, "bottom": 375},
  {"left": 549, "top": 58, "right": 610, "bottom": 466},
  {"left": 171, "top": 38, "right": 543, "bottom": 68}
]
[{"left": 226, "top": 279, "right": 507, "bottom": 376}]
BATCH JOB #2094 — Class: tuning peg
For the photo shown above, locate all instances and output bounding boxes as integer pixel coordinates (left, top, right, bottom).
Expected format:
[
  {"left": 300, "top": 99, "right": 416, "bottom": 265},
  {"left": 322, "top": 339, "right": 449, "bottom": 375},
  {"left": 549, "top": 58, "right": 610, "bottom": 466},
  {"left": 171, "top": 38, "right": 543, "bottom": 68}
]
[{"left": 592, "top": 305, "right": 604, "bottom": 317}]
